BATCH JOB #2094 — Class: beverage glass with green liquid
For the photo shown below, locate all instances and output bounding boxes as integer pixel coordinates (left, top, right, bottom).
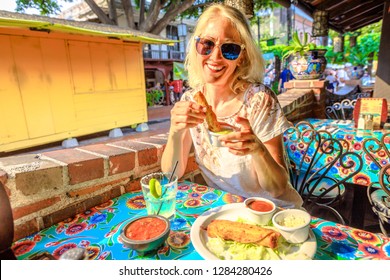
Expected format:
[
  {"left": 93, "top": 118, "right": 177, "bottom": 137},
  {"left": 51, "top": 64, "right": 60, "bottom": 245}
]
[{"left": 140, "top": 172, "right": 178, "bottom": 219}]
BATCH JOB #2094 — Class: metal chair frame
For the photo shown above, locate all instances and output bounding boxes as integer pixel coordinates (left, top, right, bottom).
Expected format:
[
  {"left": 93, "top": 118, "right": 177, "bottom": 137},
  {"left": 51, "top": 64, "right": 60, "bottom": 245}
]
[
  {"left": 285, "top": 121, "right": 363, "bottom": 224},
  {"left": 325, "top": 99, "right": 356, "bottom": 120},
  {"left": 367, "top": 165, "right": 390, "bottom": 236}
]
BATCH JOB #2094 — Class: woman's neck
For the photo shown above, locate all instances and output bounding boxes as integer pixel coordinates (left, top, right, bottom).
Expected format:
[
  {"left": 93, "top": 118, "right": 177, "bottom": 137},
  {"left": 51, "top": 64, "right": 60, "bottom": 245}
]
[{"left": 204, "top": 83, "right": 246, "bottom": 117}]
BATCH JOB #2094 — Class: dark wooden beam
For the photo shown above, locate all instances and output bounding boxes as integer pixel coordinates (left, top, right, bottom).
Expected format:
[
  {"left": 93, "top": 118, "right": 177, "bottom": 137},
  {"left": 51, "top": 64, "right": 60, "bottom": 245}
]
[
  {"left": 346, "top": 13, "right": 383, "bottom": 31},
  {"left": 336, "top": 6, "right": 384, "bottom": 26},
  {"left": 330, "top": 0, "right": 384, "bottom": 25}
]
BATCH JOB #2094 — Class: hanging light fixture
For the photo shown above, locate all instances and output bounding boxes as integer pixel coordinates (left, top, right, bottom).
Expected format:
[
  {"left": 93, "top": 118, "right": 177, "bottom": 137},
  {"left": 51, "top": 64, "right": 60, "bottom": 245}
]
[
  {"left": 349, "top": 35, "right": 357, "bottom": 47},
  {"left": 312, "top": 10, "right": 329, "bottom": 37},
  {"left": 333, "top": 35, "right": 344, "bottom": 53},
  {"left": 224, "top": 0, "right": 254, "bottom": 18}
]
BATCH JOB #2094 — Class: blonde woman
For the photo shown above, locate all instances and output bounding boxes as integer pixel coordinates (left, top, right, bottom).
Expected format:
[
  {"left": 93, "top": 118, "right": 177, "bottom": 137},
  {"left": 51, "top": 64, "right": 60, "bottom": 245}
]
[{"left": 161, "top": 4, "right": 302, "bottom": 208}]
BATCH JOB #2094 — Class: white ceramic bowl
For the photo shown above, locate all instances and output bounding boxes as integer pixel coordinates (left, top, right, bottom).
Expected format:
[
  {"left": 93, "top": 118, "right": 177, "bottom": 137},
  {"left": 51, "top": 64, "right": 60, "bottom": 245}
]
[
  {"left": 244, "top": 197, "right": 277, "bottom": 225},
  {"left": 208, "top": 128, "right": 233, "bottom": 147},
  {"left": 272, "top": 209, "right": 311, "bottom": 244}
]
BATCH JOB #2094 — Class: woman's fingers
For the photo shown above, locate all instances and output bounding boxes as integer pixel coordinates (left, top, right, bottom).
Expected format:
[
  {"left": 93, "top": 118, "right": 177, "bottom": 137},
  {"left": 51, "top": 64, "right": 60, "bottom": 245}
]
[{"left": 170, "top": 101, "right": 206, "bottom": 133}]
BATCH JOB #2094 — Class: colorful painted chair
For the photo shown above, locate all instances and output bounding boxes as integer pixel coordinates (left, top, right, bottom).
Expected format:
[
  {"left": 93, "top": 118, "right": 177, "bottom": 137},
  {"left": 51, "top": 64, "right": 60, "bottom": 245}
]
[{"left": 284, "top": 121, "right": 363, "bottom": 224}]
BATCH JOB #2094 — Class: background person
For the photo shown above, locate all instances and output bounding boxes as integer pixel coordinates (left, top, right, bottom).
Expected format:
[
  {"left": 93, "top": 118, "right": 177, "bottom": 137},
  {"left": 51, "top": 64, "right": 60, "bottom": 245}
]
[
  {"left": 161, "top": 4, "right": 302, "bottom": 208},
  {"left": 278, "top": 65, "right": 295, "bottom": 93}
]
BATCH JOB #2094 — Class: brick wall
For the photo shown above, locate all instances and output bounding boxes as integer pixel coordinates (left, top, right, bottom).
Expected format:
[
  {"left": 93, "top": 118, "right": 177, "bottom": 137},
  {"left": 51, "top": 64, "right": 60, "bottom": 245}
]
[{"left": 0, "top": 87, "right": 324, "bottom": 241}]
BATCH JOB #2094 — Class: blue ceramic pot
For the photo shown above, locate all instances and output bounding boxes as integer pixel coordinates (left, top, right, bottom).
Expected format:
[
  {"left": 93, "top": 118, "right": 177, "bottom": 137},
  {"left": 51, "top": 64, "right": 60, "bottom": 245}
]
[{"left": 289, "top": 49, "right": 327, "bottom": 80}]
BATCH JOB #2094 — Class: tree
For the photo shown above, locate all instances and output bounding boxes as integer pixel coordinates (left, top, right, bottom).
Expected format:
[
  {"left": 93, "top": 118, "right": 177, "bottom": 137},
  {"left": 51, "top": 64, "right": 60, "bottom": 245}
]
[
  {"left": 15, "top": 0, "right": 195, "bottom": 35},
  {"left": 15, "top": 0, "right": 280, "bottom": 35}
]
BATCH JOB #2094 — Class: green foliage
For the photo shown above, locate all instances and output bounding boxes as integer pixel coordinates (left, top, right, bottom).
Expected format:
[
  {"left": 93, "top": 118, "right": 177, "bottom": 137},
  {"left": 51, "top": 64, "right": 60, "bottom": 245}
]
[
  {"left": 324, "top": 46, "right": 346, "bottom": 65},
  {"left": 146, "top": 89, "right": 164, "bottom": 107},
  {"left": 281, "top": 31, "right": 317, "bottom": 61},
  {"left": 262, "top": 44, "right": 285, "bottom": 59},
  {"left": 15, "top": 0, "right": 73, "bottom": 15}
]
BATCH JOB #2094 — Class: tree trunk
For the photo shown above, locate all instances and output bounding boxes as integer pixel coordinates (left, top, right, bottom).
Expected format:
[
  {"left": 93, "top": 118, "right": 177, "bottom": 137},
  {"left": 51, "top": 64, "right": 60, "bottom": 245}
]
[
  {"left": 108, "top": 0, "right": 118, "bottom": 24},
  {"left": 121, "top": 0, "right": 136, "bottom": 29},
  {"left": 149, "top": 0, "right": 195, "bottom": 35},
  {"left": 139, "top": 0, "right": 145, "bottom": 25},
  {"left": 84, "top": 0, "right": 115, "bottom": 25}
]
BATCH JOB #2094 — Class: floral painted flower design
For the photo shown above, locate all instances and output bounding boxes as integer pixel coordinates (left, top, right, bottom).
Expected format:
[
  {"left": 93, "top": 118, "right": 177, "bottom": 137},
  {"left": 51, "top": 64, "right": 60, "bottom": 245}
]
[
  {"left": 178, "top": 185, "right": 190, "bottom": 191},
  {"left": 126, "top": 195, "right": 145, "bottom": 209},
  {"left": 184, "top": 199, "right": 201, "bottom": 207},
  {"left": 194, "top": 186, "right": 208, "bottom": 193},
  {"left": 350, "top": 229, "right": 381, "bottom": 244},
  {"left": 353, "top": 173, "right": 370, "bottom": 185},
  {"left": 222, "top": 193, "right": 244, "bottom": 203},
  {"left": 12, "top": 240, "right": 36, "bottom": 256},
  {"left": 52, "top": 243, "right": 77, "bottom": 259},
  {"left": 79, "top": 209, "right": 97, "bottom": 219},
  {"left": 202, "top": 192, "right": 218, "bottom": 201},
  {"left": 86, "top": 245, "right": 100, "bottom": 260},
  {"left": 65, "top": 223, "right": 88, "bottom": 236},
  {"left": 358, "top": 243, "right": 386, "bottom": 259},
  {"left": 322, "top": 226, "right": 348, "bottom": 241},
  {"left": 167, "top": 232, "right": 190, "bottom": 248},
  {"left": 188, "top": 192, "right": 201, "bottom": 199},
  {"left": 89, "top": 213, "right": 107, "bottom": 224},
  {"left": 170, "top": 218, "right": 187, "bottom": 231},
  {"left": 95, "top": 200, "right": 114, "bottom": 210}
]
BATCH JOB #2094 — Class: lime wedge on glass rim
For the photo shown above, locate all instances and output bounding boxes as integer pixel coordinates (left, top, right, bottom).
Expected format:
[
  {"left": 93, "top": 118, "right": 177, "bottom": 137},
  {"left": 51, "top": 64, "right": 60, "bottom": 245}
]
[{"left": 149, "top": 178, "right": 162, "bottom": 198}]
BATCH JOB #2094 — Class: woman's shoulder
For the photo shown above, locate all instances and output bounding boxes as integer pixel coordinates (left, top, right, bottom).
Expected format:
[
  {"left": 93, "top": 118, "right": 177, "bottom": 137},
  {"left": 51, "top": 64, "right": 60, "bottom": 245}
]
[
  {"left": 181, "top": 87, "right": 199, "bottom": 101},
  {"left": 244, "top": 83, "right": 278, "bottom": 104}
]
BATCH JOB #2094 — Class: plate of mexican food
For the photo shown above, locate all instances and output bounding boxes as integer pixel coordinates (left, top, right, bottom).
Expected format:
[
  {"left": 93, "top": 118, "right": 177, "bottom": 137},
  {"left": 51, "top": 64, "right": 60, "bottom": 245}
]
[{"left": 190, "top": 203, "right": 317, "bottom": 260}]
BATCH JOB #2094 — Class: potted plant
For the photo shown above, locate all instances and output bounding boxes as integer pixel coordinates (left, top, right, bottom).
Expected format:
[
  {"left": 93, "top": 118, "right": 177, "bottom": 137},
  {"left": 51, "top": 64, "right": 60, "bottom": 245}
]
[{"left": 282, "top": 31, "right": 327, "bottom": 80}]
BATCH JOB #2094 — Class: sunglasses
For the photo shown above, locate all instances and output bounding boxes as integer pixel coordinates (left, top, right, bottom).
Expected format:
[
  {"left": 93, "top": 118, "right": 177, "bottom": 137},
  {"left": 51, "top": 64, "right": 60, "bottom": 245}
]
[{"left": 195, "top": 36, "right": 245, "bottom": 61}]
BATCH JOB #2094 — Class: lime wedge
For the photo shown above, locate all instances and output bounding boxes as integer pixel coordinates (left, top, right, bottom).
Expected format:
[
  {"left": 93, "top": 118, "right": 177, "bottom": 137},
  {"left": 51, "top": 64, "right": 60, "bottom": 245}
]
[{"left": 149, "top": 178, "right": 162, "bottom": 198}]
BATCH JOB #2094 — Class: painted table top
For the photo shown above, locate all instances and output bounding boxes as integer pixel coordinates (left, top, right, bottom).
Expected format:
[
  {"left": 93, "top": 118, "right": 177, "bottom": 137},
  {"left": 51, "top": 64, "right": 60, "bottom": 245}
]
[
  {"left": 12, "top": 181, "right": 390, "bottom": 260},
  {"left": 284, "top": 118, "right": 390, "bottom": 187}
]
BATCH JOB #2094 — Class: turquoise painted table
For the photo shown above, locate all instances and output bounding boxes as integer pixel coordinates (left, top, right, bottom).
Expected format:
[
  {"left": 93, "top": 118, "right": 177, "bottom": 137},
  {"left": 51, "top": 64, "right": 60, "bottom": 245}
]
[
  {"left": 12, "top": 181, "right": 390, "bottom": 260},
  {"left": 287, "top": 118, "right": 390, "bottom": 186}
]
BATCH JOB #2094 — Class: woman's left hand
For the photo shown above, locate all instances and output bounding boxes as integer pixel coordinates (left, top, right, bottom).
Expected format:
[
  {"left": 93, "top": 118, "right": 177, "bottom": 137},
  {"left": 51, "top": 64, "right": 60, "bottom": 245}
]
[{"left": 219, "top": 116, "right": 266, "bottom": 156}]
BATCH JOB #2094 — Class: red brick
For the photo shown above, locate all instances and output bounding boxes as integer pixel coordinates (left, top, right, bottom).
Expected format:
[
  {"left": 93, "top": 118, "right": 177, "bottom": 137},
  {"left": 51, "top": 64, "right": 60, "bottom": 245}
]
[
  {"left": 109, "top": 140, "right": 159, "bottom": 166},
  {"left": 124, "top": 178, "right": 142, "bottom": 192},
  {"left": 13, "top": 196, "right": 61, "bottom": 219},
  {"left": 67, "top": 178, "right": 127, "bottom": 198},
  {"left": 294, "top": 81, "right": 311, "bottom": 88},
  {"left": 83, "top": 187, "right": 122, "bottom": 210},
  {"left": 13, "top": 218, "right": 39, "bottom": 242},
  {"left": 133, "top": 137, "right": 167, "bottom": 146},
  {"left": 185, "top": 156, "right": 199, "bottom": 174},
  {"left": 15, "top": 166, "right": 63, "bottom": 196},
  {"left": 42, "top": 149, "right": 104, "bottom": 185},
  {"left": 0, "top": 154, "right": 64, "bottom": 195},
  {"left": 312, "top": 80, "right": 326, "bottom": 88},
  {"left": 0, "top": 170, "right": 7, "bottom": 186},
  {"left": 42, "top": 201, "right": 85, "bottom": 227},
  {"left": 138, "top": 148, "right": 158, "bottom": 166},
  {"left": 79, "top": 144, "right": 136, "bottom": 175}
]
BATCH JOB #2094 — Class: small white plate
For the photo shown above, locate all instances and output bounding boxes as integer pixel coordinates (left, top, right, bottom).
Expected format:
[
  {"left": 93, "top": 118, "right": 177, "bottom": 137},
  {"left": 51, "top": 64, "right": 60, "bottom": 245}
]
[{"left": 190, "top": 203, "right": 317, "bottom": 260}]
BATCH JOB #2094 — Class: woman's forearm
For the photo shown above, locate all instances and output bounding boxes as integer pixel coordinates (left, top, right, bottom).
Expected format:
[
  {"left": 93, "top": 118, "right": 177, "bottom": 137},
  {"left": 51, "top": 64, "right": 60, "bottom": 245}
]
[
  {"left": 161, "top": 130, "right": 192, "bottom": 179},
  {"left": 252, "top": 150, "right": 289, "bottom": 197}
]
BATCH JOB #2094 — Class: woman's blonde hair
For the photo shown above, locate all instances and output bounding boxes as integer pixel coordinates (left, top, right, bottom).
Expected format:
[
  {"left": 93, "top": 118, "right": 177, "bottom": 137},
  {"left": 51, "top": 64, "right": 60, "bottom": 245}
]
[{"left": 185, "top": 3, "right": 265, "bottom": 92}]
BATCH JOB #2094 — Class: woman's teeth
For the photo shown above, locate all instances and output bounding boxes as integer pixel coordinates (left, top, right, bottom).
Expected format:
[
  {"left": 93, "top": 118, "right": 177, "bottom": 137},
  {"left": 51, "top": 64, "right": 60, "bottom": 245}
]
[{"left": 208, "top": 64, "right": 223, "bottom": 71}]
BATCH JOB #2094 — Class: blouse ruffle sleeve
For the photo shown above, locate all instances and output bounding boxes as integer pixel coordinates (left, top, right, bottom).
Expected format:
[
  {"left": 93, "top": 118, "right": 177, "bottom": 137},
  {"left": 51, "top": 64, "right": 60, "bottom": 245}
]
[{"left": 246, "top": 85, "right": 291, "bottom": 143}]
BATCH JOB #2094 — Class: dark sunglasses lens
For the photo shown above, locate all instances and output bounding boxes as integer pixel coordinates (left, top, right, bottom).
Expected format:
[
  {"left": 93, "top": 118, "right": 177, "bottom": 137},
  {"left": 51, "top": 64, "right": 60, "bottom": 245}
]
[
  {"left": 221, "top": 43, "right": 241, "bottom": 60},
  {"left": 196, "top": 39, "right": 215, "bottom": 55}
]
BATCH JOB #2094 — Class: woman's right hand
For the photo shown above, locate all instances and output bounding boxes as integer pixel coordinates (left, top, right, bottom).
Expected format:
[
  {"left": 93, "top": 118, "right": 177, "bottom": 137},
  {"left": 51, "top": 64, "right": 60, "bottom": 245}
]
[{"left": 169, "top": 101, "right": 206, "bottom": 135}]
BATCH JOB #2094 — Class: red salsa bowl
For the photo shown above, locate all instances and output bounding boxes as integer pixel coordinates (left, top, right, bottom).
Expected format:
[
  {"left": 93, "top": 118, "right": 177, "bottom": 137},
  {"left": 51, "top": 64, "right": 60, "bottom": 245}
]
[{"left": 120, "top": 215, "right": 170, "bottom": 255}]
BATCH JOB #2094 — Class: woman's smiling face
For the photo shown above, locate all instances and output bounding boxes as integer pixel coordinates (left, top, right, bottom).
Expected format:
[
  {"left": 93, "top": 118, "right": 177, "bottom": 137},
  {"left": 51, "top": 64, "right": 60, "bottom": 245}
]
[{"left": 197, "top": 18, "right": 243, "bottom": 87}]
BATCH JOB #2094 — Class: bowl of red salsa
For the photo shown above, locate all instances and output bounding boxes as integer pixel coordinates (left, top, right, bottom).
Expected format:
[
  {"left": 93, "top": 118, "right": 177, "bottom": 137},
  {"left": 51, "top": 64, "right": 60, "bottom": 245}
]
[
  {"left": 120, "top": 215, "right": 170, "bottom": 254},
  {"left": 244, "top": 197, "right": 277, "bottom": 225}
]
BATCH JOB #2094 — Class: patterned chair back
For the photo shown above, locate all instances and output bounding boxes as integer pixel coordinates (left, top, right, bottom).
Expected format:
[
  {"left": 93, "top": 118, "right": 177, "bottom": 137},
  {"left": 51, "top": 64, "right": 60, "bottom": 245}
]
[
  {"left": 284, "top": 121, "right": 363, "bottom": 224},
  {"left": 367, "top": 164, "right": 390, "bottom": 236}
]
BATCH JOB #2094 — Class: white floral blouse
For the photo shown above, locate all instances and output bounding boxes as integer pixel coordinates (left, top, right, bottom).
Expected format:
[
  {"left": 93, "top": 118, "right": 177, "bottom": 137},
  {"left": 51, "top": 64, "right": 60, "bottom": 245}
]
[{"left": 182, "top": 84, "right": 302, "bottom": 208}]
